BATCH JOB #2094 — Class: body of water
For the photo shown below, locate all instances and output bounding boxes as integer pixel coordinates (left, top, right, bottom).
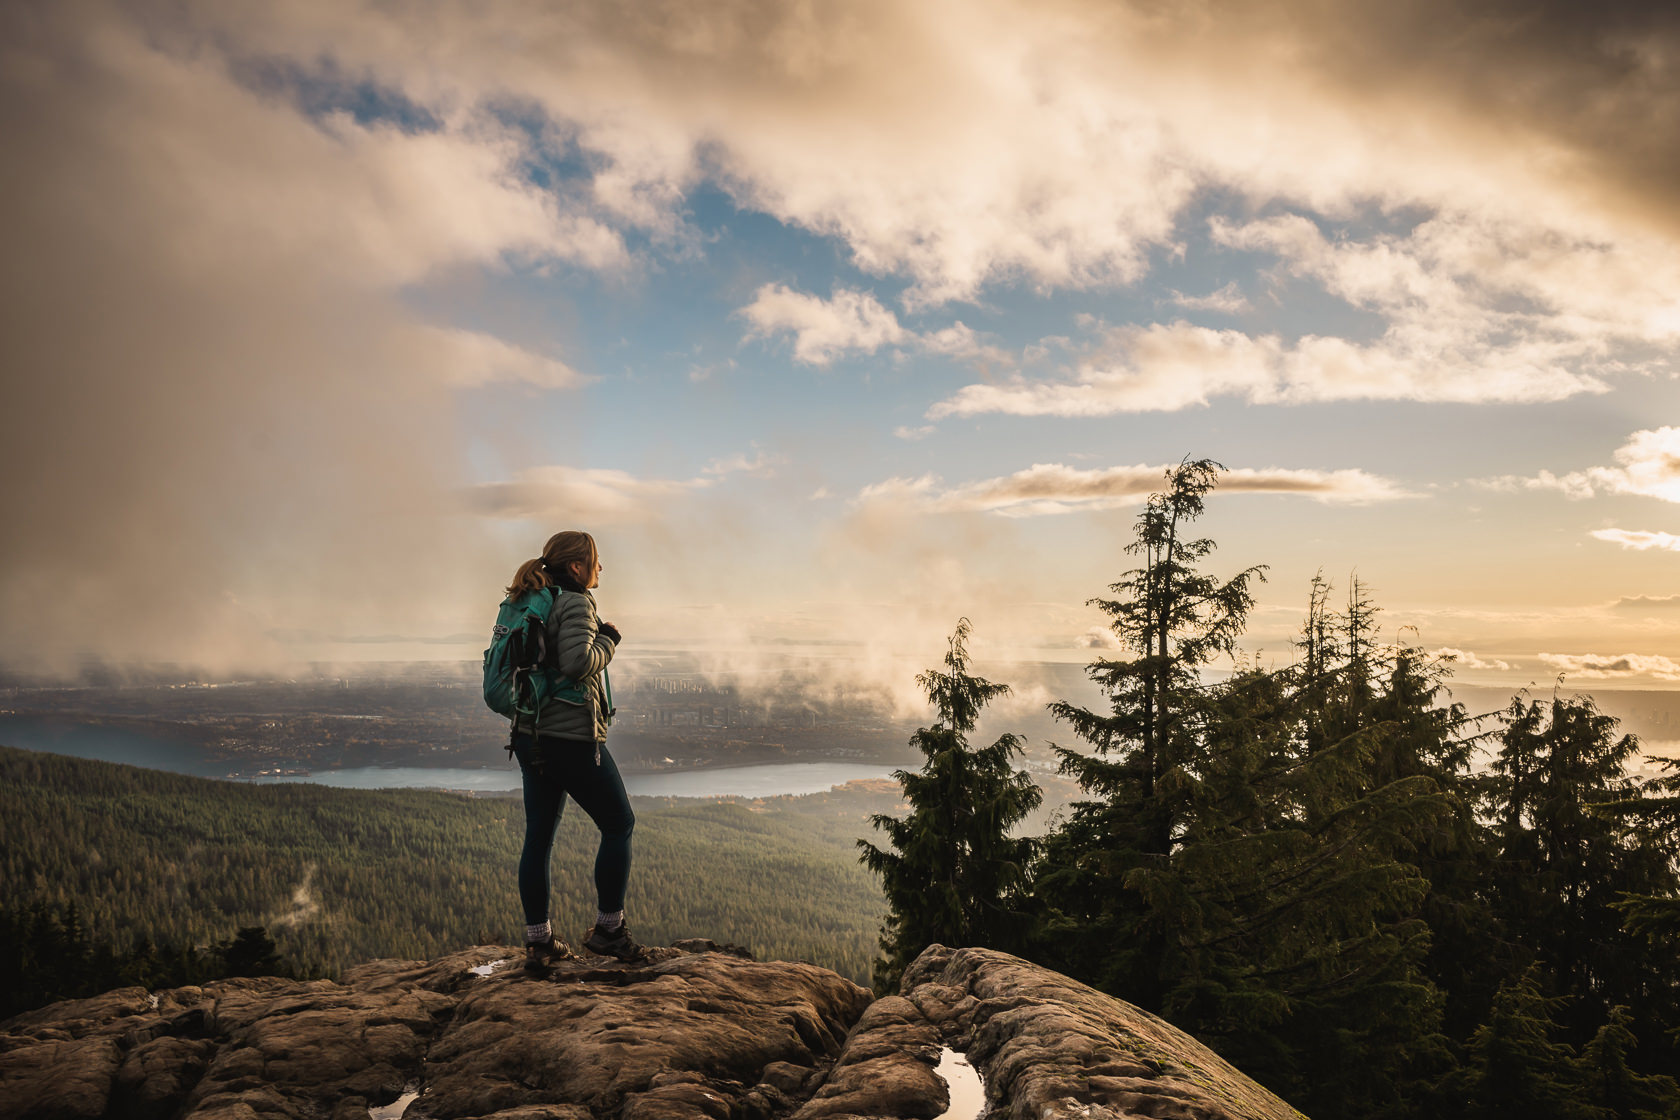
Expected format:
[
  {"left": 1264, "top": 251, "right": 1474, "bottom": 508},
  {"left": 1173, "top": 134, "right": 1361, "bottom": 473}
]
[
  {"left": 258, "top": 761, "right": 896, "bottom": 798},
  {"left": 0, "top": 716, "right": 896, "bottom": 797},
  {"left": 0, "top": 715, "right": 229, "bottom": 778},
  {"left": 934, "top": 1048, "right": 986, "bottom": 1120}
]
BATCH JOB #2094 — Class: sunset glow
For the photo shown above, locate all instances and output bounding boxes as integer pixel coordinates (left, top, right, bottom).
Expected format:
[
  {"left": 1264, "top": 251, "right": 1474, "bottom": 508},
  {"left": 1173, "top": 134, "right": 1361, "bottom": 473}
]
[{"left": 3, "top": 1, "right": 1678, "bottom": 689}]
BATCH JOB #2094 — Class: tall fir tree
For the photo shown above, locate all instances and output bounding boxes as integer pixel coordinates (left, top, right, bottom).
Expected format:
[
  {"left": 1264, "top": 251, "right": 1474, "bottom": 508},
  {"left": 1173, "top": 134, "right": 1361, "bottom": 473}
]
[
  {"left": 1035, "top": 457, "right": 1265, "bottom": 1004},
  {"left": 1142, "top": 584, "right": 1458, "bottom": 1120},
  {"left": 1486, "top": 694, "right": 1680, "bottom": 1067},
  {"left": 1297, "top": 580, "right": 1501, "bottom": 1049},
  {"left": 1038, "top": 527, "right": 1463, "bottom": 1117},
  {"left": 1051, "top": 457, "right": 1267, "bottom": 858},
  {"left": 859, "top": 619, "right": 1042, "bottom": 993}
]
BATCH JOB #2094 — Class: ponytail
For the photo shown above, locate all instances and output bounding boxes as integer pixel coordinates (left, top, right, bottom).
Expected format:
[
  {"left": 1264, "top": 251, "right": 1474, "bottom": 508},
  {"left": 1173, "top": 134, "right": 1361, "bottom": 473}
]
[
  {"left": 504, "top": 530, "right": 598, "bottom": 598},
  {"left": 504, "top": 556, "right": 552, "bottom": 598}
]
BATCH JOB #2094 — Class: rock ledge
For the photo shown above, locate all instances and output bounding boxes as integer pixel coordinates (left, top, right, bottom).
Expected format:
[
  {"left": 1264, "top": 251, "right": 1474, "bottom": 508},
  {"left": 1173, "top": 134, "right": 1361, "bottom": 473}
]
[
  {"left": 0, "top": 941, "right": 1307, "bottom": 1120},
  {"left": 0, "top": 941, "right": 869, "bottom": 1120}
]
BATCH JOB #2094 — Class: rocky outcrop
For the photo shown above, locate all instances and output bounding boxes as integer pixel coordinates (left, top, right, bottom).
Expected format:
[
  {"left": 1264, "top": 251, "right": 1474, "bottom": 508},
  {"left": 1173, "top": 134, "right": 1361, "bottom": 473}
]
[
  {"left": 792, "top": 996, "right": 947, "bottom": 1120},
  {"left": 0, "top": 941, "right": 1306, "bottom": 1120},
  {"left": 893, "top": 945, "right": 1306, "bottom": 1120},
  {"left": 0, "top": 941, "right": 870, "bottom": 1120}
]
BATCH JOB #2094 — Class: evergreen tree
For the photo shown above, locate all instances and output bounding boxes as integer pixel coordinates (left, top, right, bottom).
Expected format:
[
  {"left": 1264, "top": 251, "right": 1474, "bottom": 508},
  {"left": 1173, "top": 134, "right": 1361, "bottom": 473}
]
[
  {"left": 1486, "top": 695, "right": 1679, "bottom": 1052},
  {"left": 1613, "top": 894, "right": 1680, "bottom": 943},
  {"left": 1038, "top": 544, "right": 1461, "bottom": 1118},
  {"left": 0, "top": 897, "right": 297, "bottom": 1015},
  {"left": 221, "top": 925, "right": 286, "bottom": 978},
  {"left": 1608, "top": 754, "right": 1680, "bottom": 953},
  {"left": 1036, "top": 457, "right": 1265, "bottom": 1003},
  {"left": 1580, "top": 1006, "right": 1680, "bottom": 1120},
  {"left": 859, "top": 619, "right": 1042, "bottom": 993},
  {"left": 1462, "top": 969, "right": 1604, "bottom": 1120},
  {"left": 1152, "top": 595, "right": 1458, "bottom": 1120},
  {"left": 1298, "top": 583, "right": 1503, "bottom": 1047},
  {"left": 1051, "top": 457, "right": 1267, "bottom": 858}
]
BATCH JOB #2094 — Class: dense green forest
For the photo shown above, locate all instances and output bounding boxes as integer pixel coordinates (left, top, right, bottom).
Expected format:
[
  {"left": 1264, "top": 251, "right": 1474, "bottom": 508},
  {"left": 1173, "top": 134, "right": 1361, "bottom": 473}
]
[
  {"left": 0, "top": 745, "right": 889, "bottom": 1012},
  {"left": 865, "top": 460, "right": 1680, "bottom": 1120}
]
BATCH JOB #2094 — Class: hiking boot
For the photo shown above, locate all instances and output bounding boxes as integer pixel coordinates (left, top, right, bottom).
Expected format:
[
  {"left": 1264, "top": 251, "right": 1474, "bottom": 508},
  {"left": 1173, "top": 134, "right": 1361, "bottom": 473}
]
[
  {"left": 524, "top": 934, "right": 576, "bottom": 973},
  {"left": 583, "top": 922, "right": 647, "bottom": 961}
]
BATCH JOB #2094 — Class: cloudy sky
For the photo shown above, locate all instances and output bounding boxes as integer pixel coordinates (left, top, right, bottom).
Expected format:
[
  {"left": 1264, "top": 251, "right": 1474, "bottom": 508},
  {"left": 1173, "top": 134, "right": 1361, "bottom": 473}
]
[{"left": 3, "top": 0, "right": 1679, "bottom": 690}]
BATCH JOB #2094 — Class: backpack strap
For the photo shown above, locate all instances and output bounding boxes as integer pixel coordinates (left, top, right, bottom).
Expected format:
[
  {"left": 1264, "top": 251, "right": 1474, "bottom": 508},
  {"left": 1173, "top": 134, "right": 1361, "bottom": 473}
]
[{"left": 506, "top": 586, "right": 561, "bottom": 756}]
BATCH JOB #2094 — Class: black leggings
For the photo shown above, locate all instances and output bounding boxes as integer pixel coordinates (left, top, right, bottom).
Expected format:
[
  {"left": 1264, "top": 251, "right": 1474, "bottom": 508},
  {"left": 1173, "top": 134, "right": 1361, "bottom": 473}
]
[{"left": 512, "top": 732, "right": 635, "bottom": 926}]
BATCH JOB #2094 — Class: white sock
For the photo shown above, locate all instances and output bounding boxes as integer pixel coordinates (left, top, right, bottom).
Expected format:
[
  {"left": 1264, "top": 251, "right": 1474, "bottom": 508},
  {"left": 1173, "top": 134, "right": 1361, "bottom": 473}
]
[
  {"left": 525, "top": 920, "right": 551, "bottom": 945},
  {"left": 596, "top": 910, "right": 625, "bottom": 932}
]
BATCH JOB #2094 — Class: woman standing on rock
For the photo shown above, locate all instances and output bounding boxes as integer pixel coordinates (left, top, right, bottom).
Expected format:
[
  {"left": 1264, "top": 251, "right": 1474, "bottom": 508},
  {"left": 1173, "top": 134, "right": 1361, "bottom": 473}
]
[{"left": 499, "top": 530, "right": 645, "bottom": 969}]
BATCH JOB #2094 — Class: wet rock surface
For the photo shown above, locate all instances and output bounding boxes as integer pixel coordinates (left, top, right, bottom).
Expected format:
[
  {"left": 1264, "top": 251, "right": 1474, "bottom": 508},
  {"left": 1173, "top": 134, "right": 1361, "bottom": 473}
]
[
  {"left": 900, "top": 945, "right": 1307, "bottom": 1120},
  {"left": 0, "top": 941, "right": 1304, "bottom": 1120}
]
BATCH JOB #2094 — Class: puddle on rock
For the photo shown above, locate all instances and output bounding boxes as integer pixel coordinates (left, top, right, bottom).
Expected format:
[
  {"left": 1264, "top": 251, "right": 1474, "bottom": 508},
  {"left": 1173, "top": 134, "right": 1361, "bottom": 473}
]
[
  {"left": 369, "top": 1088, "right": 420, "bottom": 1119},
  {"left": 933, "top": 1047, "right": 986, "bottom": 1120}
]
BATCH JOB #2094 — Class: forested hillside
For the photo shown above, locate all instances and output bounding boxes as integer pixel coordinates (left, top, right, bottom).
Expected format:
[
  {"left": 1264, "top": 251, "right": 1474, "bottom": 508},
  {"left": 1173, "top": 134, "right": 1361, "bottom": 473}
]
[{"left": 0, "top": 746, "right": 888, "bottom": 1001}]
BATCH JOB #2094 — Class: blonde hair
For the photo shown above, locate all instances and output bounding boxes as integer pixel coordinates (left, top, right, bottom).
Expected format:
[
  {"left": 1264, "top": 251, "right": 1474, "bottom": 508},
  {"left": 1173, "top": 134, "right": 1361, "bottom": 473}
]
[{"left": 505, "top": 530, "right": 598, "bottom": 598}]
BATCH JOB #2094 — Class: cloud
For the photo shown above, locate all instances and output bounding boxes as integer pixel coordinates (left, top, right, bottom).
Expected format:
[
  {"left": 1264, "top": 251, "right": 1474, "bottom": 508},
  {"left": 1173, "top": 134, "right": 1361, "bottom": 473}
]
[
  {"left": 1216, "top": 467, "right": 1412, "bottom": 503},
  {"left": 1188, "top": 1, "right": 1680, "bottom": 241},
  {"left": 736, "top": 285, "right": 1011, "bottom": 370},
  {"left": 738, "top": 284, "right": 907, "bottom": 365},
  {"left": 855, "top": 461, "right": 1409, "bottom": 518},
  {"left": 929, "top": 323, "right": 1279, "bottom": 417},
  {"left": 1601, "top": 428, "right": 1680, "bottom": 504},
  {"left": 191, "top": 0, "right": 1680, "bottom": 311},
  {"left": 1493, "top": 429, "right": 1680, "bottom": 507},
  {"left": 0, "top": 3, "right": 604, "bottom": 672},
  {"left": 1169, "top": 282, "right": 1250, "bottom": 314},
  {"left": 421, "top": 327, "right": 588, "bottom": 389},
  {"left": 894, "top": 425, "right": 936, "bottom": 441},
  {"left": 1478, "top": 470, "right": 1603, "bottom": 501},
  {"left": 1591, "top": 529, "right": 1680, "bottom": 552},
  {"left": 931, "top": 151, "right": 1680, "bottom": 419},
  {"left": 1223, "top": 210, "right": 1674, "bottom": 389},
  {"left": 1080, "top": 626, "right": 1122, "bottom": 650},
  {"left": 932, "top": 190, "right": 1680, "bottom": 418},
  {"left": 1539, "top": 652, "right": 1680, "bottom": 682},
  {"left": 465, "top": 467, "right": 712, "bottom": 524},
  {"left": 1611, "top": 594, "right": 1680, "bottom": 612},
  {"left": 1430, "top": 647, "right": 1512, "bottom": 672},
  {"left": 265, "top": 630, "right": 482, "bottom": 646},
  {"left": 917, "top": 322, "right": 1011, "bottom": 364},
  {"left": 7, "top": 0, "right": 1680, "bottom": 674},
  {"left": 704, "top": 450, "right": 782, "bottom": 477},
  {"left": 928, "top": 313, "right": 1612, "bottom": 417}
]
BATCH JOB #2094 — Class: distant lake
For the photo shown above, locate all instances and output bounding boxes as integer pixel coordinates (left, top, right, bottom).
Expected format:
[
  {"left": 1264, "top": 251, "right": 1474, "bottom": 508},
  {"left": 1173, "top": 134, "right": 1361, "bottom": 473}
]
[
  {"left": 0, "top": 714, "right": 229, "bottom": 778},
  {"left": 252, "top": 761, "right": 897, "bottom": 798},
  {"left": 0, "top": 716, "right": 896, "bottom": 797}
]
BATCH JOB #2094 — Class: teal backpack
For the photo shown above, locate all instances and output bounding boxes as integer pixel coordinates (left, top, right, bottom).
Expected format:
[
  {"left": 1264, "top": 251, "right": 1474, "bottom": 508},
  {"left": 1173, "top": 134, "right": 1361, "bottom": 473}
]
[{"left": 482, "top": 587, "right": 592, "bottom": 749}]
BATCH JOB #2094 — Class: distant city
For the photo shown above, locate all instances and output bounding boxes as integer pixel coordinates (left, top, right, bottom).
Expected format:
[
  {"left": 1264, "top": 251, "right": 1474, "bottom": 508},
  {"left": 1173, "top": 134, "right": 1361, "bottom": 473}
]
[
  {"left": 0, "top": 659, "right": 929, "bottom": 780},
  {"left": 2, "top": 659, "right": 1676, "bottom": 783}
]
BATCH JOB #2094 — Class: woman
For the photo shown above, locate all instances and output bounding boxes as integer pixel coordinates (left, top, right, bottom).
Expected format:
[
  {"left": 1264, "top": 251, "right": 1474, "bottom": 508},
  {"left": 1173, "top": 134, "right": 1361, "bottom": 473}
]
[{"left": 502, "top": 530, "right": 644, "bottom": 968}]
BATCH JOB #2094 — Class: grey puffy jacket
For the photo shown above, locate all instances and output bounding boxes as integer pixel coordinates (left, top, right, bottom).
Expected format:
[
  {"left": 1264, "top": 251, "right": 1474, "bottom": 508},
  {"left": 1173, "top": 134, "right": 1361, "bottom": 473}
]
[{"left": 533, "top": 587, "right": 617, "bottom": 743}]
